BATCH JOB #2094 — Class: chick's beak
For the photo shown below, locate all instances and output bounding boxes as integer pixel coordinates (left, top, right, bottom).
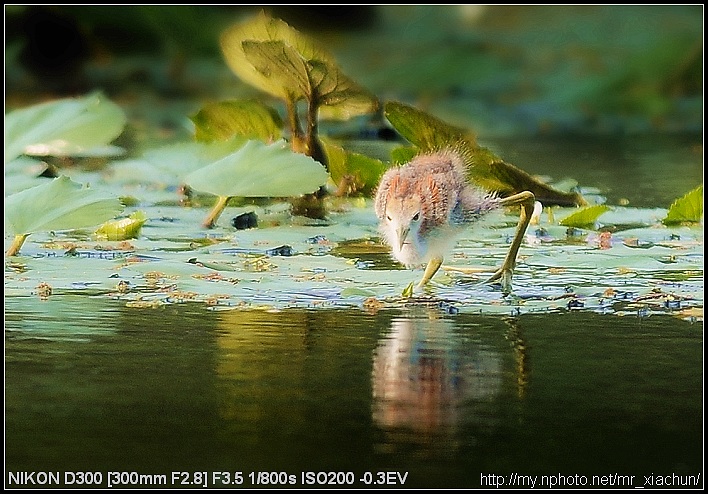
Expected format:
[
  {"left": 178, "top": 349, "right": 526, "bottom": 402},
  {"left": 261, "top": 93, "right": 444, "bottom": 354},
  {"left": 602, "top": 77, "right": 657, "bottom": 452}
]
[{"left": 396, "top": 226, "right": 410, "bottom": 250}]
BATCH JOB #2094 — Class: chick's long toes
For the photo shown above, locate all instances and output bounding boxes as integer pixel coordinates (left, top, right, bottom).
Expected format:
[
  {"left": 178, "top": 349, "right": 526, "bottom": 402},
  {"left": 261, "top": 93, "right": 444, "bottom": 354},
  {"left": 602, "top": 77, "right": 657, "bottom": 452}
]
[{"left": 486, "top": 268, "right": 514, "bottom": 294}]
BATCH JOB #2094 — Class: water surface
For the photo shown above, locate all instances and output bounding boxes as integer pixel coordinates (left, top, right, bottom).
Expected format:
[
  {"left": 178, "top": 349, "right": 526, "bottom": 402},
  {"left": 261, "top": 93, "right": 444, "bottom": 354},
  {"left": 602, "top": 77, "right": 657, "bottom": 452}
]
[{"left": 5, "top": 297, "right": 702, "bottom": 489}]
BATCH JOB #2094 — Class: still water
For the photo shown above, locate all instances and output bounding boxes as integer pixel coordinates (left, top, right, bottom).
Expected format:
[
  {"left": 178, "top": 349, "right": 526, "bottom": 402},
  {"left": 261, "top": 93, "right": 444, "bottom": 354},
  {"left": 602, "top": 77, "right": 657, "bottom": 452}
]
[{"left": 5, "top": 296, "right": 702, "bottom": 489}]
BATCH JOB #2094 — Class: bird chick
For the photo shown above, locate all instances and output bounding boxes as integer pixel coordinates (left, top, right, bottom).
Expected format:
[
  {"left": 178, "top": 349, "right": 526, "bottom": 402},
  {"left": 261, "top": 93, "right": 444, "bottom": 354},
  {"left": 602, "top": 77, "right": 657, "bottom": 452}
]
[{"left": 375, "top": 149, "right": 535, "bottom": 294}]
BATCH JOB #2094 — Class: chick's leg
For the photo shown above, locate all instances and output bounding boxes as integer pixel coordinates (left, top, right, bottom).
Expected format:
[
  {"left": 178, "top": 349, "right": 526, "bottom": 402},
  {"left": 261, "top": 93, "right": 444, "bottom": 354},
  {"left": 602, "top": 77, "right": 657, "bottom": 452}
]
[
  {"left": 486, "top": 191, "right": 536, "bottom": 294},
  {"left": 417, "top": 256, "right": 444, "bottom": 289}
]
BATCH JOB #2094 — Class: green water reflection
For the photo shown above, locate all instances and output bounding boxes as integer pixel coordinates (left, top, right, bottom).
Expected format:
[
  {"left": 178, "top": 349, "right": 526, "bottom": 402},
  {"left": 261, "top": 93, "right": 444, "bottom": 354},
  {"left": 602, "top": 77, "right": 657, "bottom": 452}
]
[{"left": 5, "top": 297, "right": 703, "bottom": 488}]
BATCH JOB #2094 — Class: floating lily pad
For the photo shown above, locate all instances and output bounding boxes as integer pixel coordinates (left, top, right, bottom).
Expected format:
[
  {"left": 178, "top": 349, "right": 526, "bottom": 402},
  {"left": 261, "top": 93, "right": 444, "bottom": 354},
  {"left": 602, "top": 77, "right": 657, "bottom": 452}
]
[
  {"left": 95, "top": 211, "right": 148, "bottom": 241},
  {"left": 184, "top": 139, "right": 329, "bottom": 198},
  {"left": 4, "top": 91, "right": 127, "bottom": 163},
  {"left": 141, "top": 138, "right": 248, "bottom": 180},
  {"left": 4, "top": 176, "right": 124, "bottom": 256},
  {"left": 559, "top": 205, "right": 612, "bottom": 229}
]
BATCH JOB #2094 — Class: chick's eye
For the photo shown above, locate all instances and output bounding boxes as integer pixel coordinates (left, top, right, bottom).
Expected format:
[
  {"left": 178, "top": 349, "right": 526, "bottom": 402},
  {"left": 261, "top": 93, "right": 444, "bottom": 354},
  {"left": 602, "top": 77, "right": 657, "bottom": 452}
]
[
  {"left": 412, "top": 212, "right": 420, "bottom": 221},
  {"left": 386, "top": 214, "right": 392, "bottom": 221}
]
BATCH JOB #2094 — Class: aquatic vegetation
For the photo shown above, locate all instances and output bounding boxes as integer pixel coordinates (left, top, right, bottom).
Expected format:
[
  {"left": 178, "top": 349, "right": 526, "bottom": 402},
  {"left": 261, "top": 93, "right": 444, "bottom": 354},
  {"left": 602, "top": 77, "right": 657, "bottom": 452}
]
[
  {"left": 663, "top": 184, "right": 703, "bottom": 226},
  {"left": 184, "top": 139, "right": 329, "bottom": 228},
  {"left": 218, "top": 10, "right": 379, "bottom": 217},
  {"left": 2, "top": 11, "right": 702, "bottom": 317},
  {"left": 383, "top": 101, "right": 587, "bottom": 207},
  {"left": 559, "top": 205, "right": 612, "bottom": 229},
  {"left": 190, "top": 99, "right": 284, "bottom": 143},
  {"left": 4, "top": 176, "right": 124, "bottom": 256},
  {"left": 4, "top": 91, "right": 126, "bottom": 164},
  {"left": 95, "top": 211, "right": 148, "bottom": 241}
]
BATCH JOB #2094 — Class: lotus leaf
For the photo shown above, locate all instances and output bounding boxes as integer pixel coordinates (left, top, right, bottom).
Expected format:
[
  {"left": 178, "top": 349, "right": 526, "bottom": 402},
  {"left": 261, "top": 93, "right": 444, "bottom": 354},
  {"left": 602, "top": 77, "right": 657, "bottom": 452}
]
[
  {"left": 191, "top": 100, "right": 284, "bottom": 143},
  {"left": 5, "top": 176, "right": 124, "bottom": 256},
  {"left": 663, "top": 185, "right": 703, "bottom": 225},
  {"left": 4, "top": 91, "right": 127, "bottom": 163},
  {"left": 184, "top": 139, "right": 328, "bottom": 198},
  {"left": 558, "top": 205, "right": 612, "bottom": 229}
]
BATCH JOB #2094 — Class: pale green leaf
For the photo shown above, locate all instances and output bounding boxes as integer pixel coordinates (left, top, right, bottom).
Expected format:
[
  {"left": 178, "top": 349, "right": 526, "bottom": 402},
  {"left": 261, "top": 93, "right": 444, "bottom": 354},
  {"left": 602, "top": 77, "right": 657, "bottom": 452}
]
[
  {"left": 223, "top": 13, "right": 377, "bottom": 120},
  {"left": 184, "top": 139, "right": 329, "bottom": 198},
  {"left": 242, "top": 40, "right": 311, "bottom": 100},
  {"left": 141, "top": 139, "right": 248, "bottom": 179},
  {"left": 308, "top": 59, "right": 379, "bottom": 120},
  {"left": 220, "top": 10, "right": 333, "bottom": 100},
  {"left": 4, "top": 156, "right": 55, "bottom": 196},
  {"left": 384, "top": 100, "right": 475, "bottom": 151},
  {"left": 322, "top": 139, "right": 389, "bottom": 195},
  {"left": 190, "top": 99, "right": 283, "bottom": 142},
  {"left": 4, "top": 176, "right": 124, "bottom": 235},
  {"left": 558, "top": 204, "right": 612, "bottom": 229},
  {"left": 95, "top": 210, "right": 148, "bottom": 241},
  {"left": 663, "top": 185, "right": 703, "bottom": 225},
  {"left": 4, "top": 91, "right": 127, "bottom": 163}
]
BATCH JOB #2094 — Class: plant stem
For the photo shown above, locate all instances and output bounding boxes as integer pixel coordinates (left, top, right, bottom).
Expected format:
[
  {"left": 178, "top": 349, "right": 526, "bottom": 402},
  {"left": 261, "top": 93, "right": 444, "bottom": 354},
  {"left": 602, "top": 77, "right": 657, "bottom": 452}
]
[
  {"left": 5, "top": 233, "right": 29, "bottom": 257},
  {"left": 305, "top": 96, "right": 326, "bottom": 168},
  {"left": 285, "top": 94, "right": 303, "bottom": 142},
  {"left": 202, "top": 196, "right": 230, "bottom": 229}
]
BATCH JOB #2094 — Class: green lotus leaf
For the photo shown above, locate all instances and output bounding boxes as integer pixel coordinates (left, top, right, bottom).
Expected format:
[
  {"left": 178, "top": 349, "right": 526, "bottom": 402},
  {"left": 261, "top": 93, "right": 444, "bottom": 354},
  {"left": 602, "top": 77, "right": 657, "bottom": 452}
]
[
  {"left": 322, "top": 139, "right": 389, "bottom": 196},
  {"left": 663, "top": 185, "right": 703, "bottom": 225},
  {"left": 390, "top": 146, "right": 418, "bottom": 165},
  {"left": 241, "top": 40, "right": 312, "bottom": 100},
  {"left": 220, "top": 10, "right": 333, "bottom": 100},
  {"left": 4, "top": 175, "right": 124, "bottom": 236},
  {"left": 307, "top": 59, "right": 379, "bottom": 121},
  {"left": 384, "top": 100, "right": 586, "bottom": 207},
  {"left": 4, "top": 156, "right": 56, "bottom": 196},
  {"left": 4, "top": 91, "right": 127, "bottom": 163},
  {"left": 190, "top": 99, "right": 284, "bottom": 143},
  {"left": 558, "top": 204, "right": 612, "bottom": 229},
  {"left": 141, "top": 138, "right": 248, "bottom": 179},
  {"left": 95, "top": 210, "right": 148, "bottom": 241},
  {"left": 184, "top": 139, "right": 329, "bottom": 198},
  {"left": 384, "top": 100, "right": 475, "bottom": 151}
]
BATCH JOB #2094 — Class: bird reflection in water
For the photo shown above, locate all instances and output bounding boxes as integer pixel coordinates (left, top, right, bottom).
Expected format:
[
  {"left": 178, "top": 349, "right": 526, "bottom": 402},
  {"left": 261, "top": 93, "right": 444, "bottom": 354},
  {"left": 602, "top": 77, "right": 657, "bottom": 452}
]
[{"left": 371, "top": 315, "right": 508, "bottom": 453}]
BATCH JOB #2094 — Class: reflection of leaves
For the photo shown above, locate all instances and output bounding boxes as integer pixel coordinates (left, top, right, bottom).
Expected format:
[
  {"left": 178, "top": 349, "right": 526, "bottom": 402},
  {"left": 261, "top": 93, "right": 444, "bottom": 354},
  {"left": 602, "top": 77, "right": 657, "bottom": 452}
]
[
  {"left": 191, "top": 100, "right": 283, "bottom": 143},
  {"left": 559, "top": 205, "right": 611, "bottom": 229},
  {"left": 4, "top": 91, "right": 127, "bottom": 163},
  {"left": 663, "top": 185, "right": 703, "bottom": 225},
  {"left": 184, "top": 139, "right": 329, "bottom": 198},
  {"left": 95, "top": 211, "right": 148, "bottom": 241},
  {"left": 384, "top": 101, "right": 586, "bottom": 207}
]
